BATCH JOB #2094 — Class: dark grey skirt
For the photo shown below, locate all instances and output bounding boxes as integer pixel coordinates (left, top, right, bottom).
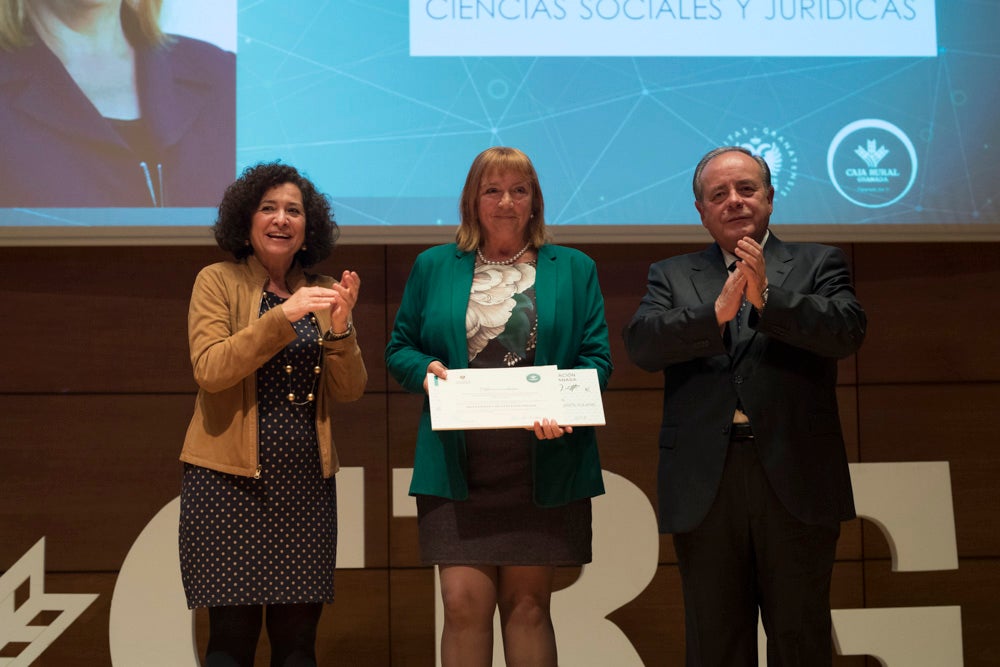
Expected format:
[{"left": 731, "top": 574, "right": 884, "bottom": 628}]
[{"left": 417, "top": 426, "right": 592, "bottom": 566}]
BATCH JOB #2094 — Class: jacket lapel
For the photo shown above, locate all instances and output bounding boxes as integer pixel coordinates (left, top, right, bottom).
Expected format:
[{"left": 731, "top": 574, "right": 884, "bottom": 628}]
[
  {"left": 533, "top": 245, "right": 557, "bottom": 366},
  {"left": 691, "top": 244, "right": 728, "bottom": 305},
  {"left": 448, "top": 247, "right": 476, "bottom": 368},
  {"left": 138, "top": 39, "right": 222, "bottom": 148},
  {"left": 764, "top": 234, "right": 793, "bottom": 290}
]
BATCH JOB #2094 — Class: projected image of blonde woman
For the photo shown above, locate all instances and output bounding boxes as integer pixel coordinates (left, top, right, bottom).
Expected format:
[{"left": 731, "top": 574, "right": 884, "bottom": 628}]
[{"left": 0, "top": 0, "right": 235, "bottom": 207}]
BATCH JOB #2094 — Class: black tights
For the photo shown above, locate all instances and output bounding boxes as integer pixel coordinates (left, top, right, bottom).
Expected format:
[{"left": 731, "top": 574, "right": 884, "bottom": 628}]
[{"left": 205, "top": 603, "right": 323, "bottom": 667}]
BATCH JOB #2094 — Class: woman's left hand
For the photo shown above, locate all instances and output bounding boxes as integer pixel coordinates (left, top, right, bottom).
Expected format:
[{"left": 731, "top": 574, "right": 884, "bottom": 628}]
[
  {"left": 329, "top": 270, "right": 360, "bottom": 332},
  {"left": 530, "top": 418, "right": 573, "bottom": 440}
]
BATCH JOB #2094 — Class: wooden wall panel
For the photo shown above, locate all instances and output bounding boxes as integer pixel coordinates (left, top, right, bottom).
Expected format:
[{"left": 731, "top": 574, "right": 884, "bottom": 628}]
[
  {"left": 858, "top": 384, "right": 1000, "bottom": 558},
  {"left": 2, "top": 242, "right": 995, "bottom": 665},
  {"left": 388, "top": 568, "right": 436, "bottom": 666},
  {"left": 383, "top": 245, "right": 425, "bottom": 394},
  {"left": 316, "top": 570, "right": 392, "bottom": 665},
  {"left": 330, "top": 394, "right": 390, "bottom": 569},
  {"left": 853, "top": 242, "right": 1000, "bottom": 384},
  {"left": 0, "top": 246, "right": 224, "bottom": 393},
  {"left": 595, "top": 388, "right": 662, "bottom": 480},
  {"left": 0, "top": 394, "right": 189, "bottom": 571},
  {"left": 387, "top": 392, "right": 426, "bottom": 569}
]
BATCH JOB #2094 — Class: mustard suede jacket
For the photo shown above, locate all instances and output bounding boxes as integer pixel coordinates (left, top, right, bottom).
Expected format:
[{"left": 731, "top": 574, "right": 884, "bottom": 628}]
[
  {"left": 385, "top": 243, "right": 613, "bottom": 507},
  {"left": 179, "top": 255, "right": 367, "bottom": 478}
]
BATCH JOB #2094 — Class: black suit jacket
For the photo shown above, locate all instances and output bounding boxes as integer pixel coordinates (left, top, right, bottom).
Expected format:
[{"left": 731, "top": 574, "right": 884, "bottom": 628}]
[{"left": 623, "top": 234, "right": 866, "bottom": 533}]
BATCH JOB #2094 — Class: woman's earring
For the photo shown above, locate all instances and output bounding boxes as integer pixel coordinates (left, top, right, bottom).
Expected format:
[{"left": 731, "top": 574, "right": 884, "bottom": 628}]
[{"left": 301, "top": 244, "right": 308, "bottom": 251}]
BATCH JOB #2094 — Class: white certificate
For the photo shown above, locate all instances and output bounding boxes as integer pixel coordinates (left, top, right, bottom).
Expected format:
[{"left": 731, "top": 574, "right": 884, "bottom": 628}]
[
  {"left": 427, "top": 365, "right": 605, "bottom": 431},
  {"left": 554, "top": 368, "right": 606, "bottom": 427}
]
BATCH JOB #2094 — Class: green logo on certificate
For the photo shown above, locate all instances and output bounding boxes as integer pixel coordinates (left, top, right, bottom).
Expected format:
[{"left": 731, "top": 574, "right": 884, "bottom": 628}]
[{"left": 526, "top": 373, "right": 541, "bottom": 383}]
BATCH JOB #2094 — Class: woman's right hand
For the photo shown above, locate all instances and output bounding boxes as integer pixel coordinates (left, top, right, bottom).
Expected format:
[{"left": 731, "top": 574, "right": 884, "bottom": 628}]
[
  {"left": 422, "top": 361, "right": 448, "bottom": 393},
  {"left": 280, "top": 286, "right": 339, "bottom": 323}
]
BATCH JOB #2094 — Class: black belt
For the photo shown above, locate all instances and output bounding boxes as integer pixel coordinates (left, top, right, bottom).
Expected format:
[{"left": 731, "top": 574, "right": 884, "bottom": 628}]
[{"left": 730, "top": 422, "right": 754, "bottom": 440}]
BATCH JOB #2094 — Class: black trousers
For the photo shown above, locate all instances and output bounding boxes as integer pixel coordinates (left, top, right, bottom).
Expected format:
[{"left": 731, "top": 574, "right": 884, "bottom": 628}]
[{"left": 672, "top": 437, "right": 840, "bottom": 667}]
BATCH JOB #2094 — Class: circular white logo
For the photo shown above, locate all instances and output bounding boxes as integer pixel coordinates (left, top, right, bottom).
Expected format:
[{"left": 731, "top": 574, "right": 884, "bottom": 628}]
[
  {"left": 827, "top": 119, "right": 917, "bottom": 208},
  {"left": 725, "top": 127, "right": 798, "bottom": 198}
]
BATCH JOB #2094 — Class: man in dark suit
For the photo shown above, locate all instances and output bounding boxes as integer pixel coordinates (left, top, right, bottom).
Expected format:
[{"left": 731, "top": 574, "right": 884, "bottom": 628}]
[{"left": 623, "top": 146, "right": 866, "bottom": 666}]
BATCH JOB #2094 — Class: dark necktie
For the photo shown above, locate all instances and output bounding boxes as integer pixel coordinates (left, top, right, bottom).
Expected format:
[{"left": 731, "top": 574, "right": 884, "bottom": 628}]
[
  {"left": 728, "top": 262, "right": 748, "bottom": 339},
  {"left": 726, "top": 263, "right": 749, "bottom": 415}
]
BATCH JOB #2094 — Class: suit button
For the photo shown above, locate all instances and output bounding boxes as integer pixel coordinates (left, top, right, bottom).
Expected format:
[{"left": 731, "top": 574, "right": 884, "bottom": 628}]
[{"left": 734, "top": 375, "right": 744, "bottom": 384}]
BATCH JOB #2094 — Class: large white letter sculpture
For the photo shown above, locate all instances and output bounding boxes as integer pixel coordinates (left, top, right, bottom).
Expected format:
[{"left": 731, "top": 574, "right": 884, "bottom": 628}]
[
  {"left": 93, "top": 462, "right": 963, "bottom": 665},
  {"left": 831, "top": 461, "right": 963, "bottom": 666},
  {"left": 0, "top": 539, "right": 97, "bottom": 667}
]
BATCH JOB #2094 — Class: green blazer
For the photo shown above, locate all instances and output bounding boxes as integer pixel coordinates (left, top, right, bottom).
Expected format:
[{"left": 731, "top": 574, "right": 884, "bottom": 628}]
[{"left": 386, "top": 243, "right": 613, "bottom": 507}]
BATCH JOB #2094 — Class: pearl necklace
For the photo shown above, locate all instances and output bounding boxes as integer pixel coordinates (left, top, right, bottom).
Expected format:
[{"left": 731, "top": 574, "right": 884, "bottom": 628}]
[
  {"left": 262, "top": 292, "right": 323, "bottom": 405},
  {"left": 476, "top": 242, "right": 532, "bottom": 266}
]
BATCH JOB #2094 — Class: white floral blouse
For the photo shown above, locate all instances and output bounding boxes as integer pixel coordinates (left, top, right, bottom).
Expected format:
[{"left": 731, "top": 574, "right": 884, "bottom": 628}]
[{"left": 466, "top": 260, "right": 537, "bottom": 366}]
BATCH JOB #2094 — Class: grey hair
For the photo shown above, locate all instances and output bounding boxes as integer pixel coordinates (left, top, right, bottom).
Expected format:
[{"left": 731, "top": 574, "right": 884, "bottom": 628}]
[{"left": 692, "top": 146, "right": 772, "bottom": 200}]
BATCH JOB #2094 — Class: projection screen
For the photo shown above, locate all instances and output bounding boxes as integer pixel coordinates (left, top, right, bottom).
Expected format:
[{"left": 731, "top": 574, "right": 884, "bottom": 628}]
[{"left": 1, "top": 0, "right": 996, "bottom": 244}]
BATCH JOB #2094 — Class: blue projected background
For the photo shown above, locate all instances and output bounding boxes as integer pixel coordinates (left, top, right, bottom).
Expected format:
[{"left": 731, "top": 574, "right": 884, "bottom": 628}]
[{"left": 1, "top": 0, "right": 997, "bottom": 238}]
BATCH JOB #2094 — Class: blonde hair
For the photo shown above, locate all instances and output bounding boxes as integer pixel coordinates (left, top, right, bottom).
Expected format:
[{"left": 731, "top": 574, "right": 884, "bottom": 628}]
[
  {"left": 0, "top": 0, "right": 165, "bottom": 52},
  {"left": 455, "top": 146, "right": 549, "bottom": 252}
]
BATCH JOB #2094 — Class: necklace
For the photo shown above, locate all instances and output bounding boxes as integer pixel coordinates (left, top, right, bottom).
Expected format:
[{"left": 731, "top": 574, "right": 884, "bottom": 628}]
[
  {"left": 476, "top": 242, "right": 532, "bottom": 266},
  {"left": 262, "top": 292, "right": 323, "bottom": 405}
]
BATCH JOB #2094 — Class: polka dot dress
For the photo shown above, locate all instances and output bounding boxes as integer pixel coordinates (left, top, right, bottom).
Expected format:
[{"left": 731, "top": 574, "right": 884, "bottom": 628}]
[{"left": 179, "top": 292, "right": 338, "bottom": 608}]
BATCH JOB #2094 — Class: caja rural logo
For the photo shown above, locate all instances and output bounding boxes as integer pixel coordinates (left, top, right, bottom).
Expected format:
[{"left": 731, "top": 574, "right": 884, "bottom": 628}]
[{"left": 827, "top": 119, "right": 917, "bottom": 208}]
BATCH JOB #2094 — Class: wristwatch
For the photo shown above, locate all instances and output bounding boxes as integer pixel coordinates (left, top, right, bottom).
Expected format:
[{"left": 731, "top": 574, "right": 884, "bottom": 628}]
[{"left": 758, "top": 287, "right": 769, "bottom": 313}]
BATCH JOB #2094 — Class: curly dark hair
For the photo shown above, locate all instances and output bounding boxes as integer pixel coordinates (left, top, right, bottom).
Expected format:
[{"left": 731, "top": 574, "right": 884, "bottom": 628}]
[{"left": 213, "top": 162, "right": 339, "bottom": 267}]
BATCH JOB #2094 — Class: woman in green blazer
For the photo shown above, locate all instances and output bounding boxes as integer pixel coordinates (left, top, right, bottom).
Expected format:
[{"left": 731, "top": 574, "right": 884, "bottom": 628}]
[{"left": 386, "top": 147, "right": 612, "bottom": 666}]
